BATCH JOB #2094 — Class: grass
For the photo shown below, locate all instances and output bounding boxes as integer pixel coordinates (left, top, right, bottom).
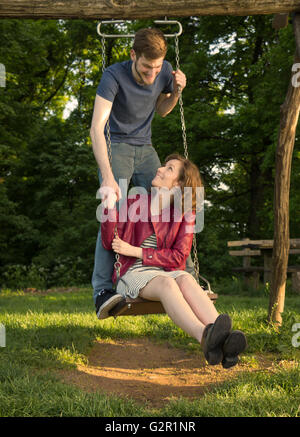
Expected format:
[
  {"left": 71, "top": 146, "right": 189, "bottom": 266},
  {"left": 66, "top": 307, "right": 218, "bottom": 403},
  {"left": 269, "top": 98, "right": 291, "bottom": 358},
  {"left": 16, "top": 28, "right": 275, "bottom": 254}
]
[{"left": 0, "top": 286, "right": 299, "bottom": 417}]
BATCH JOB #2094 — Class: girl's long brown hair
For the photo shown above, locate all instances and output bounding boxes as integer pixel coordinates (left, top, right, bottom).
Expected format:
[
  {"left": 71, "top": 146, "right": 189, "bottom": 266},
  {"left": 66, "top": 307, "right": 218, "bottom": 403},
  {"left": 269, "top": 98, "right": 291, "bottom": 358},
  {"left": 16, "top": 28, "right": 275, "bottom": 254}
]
[{"left": 164, "top": 153, "right": 203, "bottom": 211}]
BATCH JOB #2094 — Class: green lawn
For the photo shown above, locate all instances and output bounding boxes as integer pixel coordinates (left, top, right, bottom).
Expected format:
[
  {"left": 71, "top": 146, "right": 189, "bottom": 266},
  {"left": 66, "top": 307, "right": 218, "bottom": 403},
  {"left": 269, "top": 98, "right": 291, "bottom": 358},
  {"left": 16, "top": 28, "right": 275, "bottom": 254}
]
[{"left": 0, "top": 287, "right": 299, "bottom": 417}]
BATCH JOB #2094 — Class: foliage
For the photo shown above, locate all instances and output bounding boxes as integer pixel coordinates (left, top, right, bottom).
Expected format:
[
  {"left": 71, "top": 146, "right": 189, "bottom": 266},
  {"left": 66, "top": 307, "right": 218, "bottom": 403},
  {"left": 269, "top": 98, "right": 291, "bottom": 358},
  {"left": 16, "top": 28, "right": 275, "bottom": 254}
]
[{"left": 0, "top": 17, "right": 299, "bottom": 287}]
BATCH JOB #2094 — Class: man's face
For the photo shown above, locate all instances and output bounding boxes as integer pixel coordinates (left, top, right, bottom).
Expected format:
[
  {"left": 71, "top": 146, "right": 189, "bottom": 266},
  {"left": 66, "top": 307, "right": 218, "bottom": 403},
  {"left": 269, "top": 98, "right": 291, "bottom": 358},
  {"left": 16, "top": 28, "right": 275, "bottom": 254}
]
[{"left": 130, "top": 50, "right": 164, "bottom": 85}]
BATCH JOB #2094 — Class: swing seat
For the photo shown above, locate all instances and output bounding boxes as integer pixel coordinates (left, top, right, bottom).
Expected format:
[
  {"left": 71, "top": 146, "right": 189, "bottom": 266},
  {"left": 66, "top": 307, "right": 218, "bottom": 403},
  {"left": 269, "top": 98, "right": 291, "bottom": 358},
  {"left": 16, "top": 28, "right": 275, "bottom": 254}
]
[{"left": 109, "top": 292, "right": 218, "bottom": 318}]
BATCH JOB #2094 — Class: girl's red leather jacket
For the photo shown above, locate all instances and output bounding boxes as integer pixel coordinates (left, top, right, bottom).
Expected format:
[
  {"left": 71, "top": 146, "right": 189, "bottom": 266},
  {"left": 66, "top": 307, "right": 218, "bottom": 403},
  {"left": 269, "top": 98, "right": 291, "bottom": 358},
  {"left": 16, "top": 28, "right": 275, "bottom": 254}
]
[{"left": 100, "top": 194, "right": 196, "bottom": 284}]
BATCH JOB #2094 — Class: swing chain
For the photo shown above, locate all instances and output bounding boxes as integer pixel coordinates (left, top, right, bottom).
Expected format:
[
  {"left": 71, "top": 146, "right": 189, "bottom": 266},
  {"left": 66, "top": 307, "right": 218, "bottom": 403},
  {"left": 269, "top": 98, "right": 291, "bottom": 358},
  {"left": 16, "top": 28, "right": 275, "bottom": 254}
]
[
  {"left": 175, "top": 35, "right": 188, "bottom": 161},
  {"left": 113, "top": 229, "right": 122, "bottom": 279},
  {"left": 101, "top": 37, "right": 113, "bottom": 166},
  {"left": 174, "top": 36, "right": 201, "bottom": 284},
  {"left": 101, "top": 36, "right": 121, "bottom": 281}
]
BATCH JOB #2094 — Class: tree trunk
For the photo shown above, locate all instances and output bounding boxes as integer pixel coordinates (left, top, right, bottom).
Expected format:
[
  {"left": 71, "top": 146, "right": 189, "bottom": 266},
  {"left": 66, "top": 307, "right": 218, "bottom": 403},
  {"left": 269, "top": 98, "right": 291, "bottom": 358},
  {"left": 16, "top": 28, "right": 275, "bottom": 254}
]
[
  {"left": 0, "top": 1, "right": 299, "bottom": 19},
  {"left": 268, "top": 14, "right": 300, "bottom": 325}
]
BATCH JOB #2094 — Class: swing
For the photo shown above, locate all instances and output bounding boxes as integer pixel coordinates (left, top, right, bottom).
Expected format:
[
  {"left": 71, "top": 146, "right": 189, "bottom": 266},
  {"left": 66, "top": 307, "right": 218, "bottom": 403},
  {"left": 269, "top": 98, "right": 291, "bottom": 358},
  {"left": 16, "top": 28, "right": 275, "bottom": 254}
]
[{"left": 97, "top": 19, "right": 218, "bottom": 317}]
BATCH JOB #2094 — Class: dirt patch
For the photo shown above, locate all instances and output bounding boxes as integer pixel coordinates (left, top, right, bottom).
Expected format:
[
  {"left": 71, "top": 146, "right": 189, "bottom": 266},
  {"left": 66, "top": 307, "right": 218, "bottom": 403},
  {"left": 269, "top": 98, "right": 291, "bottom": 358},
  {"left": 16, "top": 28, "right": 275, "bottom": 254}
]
[{"left": 58, "top": 337, "right": 275, "bottom": 408}]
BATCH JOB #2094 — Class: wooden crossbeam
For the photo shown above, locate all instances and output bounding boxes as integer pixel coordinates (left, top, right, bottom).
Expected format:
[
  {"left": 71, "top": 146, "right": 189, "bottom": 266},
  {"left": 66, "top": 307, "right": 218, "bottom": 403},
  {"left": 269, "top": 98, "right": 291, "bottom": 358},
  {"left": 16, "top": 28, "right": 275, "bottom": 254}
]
[{"left": 0, "top": 1, "right": 299, "bottom": 19}]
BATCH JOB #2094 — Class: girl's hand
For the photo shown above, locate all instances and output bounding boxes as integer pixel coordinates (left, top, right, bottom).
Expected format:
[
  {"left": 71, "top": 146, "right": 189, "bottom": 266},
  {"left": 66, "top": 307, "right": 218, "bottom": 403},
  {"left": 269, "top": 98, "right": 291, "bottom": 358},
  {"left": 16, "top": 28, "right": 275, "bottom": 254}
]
[{"left": 112, "top": 236, "right": 142, "bottom": 258}]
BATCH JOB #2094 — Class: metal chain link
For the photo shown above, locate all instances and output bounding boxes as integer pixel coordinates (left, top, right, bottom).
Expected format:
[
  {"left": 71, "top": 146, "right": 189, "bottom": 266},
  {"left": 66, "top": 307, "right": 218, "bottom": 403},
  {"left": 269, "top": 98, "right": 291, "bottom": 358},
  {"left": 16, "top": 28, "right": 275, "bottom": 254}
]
[
  {"left": 175, "top": 35, "right": 200, "bottom": 283},
  {"left": 101, "top": 37, "right": 121, "bottom": 280},
  {"left": 175, "top": 35, "right": 188, "bottom": 161},
  {"left": 101, "top": 37, "right": 113, "bottom": 166}
]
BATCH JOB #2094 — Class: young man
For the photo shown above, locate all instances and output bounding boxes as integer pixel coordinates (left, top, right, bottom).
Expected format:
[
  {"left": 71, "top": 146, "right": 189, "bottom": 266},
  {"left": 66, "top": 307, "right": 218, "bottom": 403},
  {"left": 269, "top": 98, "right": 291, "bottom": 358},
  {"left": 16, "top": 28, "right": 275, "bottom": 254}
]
[{"left": 90, "top": 28, "right": 187, "bottom": 319}]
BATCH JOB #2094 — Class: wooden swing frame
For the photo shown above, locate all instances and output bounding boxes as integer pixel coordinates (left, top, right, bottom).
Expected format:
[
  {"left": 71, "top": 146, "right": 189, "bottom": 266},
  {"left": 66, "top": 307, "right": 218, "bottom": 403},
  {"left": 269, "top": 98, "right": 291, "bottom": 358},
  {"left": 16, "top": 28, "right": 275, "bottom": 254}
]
[{"left": 2, "top": 2, "right": 299, "bottom": 324}]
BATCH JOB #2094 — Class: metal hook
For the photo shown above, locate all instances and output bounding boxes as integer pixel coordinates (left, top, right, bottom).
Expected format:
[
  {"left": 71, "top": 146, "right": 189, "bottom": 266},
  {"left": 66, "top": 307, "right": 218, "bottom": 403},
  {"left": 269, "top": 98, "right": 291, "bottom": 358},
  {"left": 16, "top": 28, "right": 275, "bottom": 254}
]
[
  {"left": 97, "top": 20, "right": 135, "bottom": 38},
  {"left": 97, "top": 19, "right": 182, "bottom": 38},
  {"left": 153, "top": 20, "right": 182, "bottom": 37}
]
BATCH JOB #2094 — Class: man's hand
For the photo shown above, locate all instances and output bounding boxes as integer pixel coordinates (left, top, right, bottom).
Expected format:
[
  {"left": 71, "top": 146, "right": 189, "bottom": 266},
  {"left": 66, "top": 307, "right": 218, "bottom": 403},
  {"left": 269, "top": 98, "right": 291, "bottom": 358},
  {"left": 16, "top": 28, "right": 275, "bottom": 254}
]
[
  {"left": 155, "top": 69, "right": 186, "bottom": 117},
  {"left": 172, "top": 69, "right": 186, "bottom": 95},
  {"left": 112, "top": 236, "right": 142, "bottom": 258},
  {"left": 100, "top": 177, "right": 121, "bottom": 209}
]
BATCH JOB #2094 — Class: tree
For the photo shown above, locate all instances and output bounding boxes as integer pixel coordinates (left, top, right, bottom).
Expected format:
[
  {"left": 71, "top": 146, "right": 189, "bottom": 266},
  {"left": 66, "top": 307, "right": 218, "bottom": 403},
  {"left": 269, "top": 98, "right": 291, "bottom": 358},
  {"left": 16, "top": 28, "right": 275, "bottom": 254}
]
[{"left": 0, "top": 16, "right": 299, "bottom": 288}]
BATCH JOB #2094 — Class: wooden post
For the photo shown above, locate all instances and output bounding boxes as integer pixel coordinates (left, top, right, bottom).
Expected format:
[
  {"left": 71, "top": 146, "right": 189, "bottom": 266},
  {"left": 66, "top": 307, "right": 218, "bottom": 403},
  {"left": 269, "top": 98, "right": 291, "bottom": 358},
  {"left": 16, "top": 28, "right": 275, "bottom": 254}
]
[{"left": 268, "top": 13, "right": 300, "bottom": 325}]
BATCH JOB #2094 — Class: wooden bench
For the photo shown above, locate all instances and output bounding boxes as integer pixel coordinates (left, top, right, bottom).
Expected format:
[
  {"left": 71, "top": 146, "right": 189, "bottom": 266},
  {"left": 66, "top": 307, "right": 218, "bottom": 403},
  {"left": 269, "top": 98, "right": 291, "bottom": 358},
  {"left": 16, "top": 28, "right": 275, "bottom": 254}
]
[{"left": 228, "top": 238, "right": 300, "bottom": 292}]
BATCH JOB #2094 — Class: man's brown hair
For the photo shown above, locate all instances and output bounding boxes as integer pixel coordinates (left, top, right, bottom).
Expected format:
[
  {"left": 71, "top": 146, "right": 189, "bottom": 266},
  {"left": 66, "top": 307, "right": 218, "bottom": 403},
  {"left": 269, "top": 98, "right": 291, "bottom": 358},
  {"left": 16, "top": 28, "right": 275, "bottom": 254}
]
[{"left": 132, "top": 28, "right": 167, "bottom": 60}]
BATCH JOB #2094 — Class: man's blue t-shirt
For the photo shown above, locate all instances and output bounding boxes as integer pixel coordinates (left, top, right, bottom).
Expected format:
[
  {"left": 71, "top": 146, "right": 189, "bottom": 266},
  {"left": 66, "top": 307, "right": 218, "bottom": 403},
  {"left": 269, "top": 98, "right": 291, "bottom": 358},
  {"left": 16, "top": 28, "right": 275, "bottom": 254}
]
[{"left": 96, "top": 60, "right": 173, "bottom": 145}]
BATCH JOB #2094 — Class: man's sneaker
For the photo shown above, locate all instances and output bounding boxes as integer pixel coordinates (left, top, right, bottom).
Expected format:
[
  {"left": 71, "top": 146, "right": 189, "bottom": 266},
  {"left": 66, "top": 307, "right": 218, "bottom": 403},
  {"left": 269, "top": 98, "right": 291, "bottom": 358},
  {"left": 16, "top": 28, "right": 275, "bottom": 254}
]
[
  {"left": 201, "top": 314, "right": 232, "bottom": 365},
  {"left": 221, "top": 330, "right": 247, "bottom": 369},
  {"left": 95, "top": 289, "right": 124, "bottom": 320}
]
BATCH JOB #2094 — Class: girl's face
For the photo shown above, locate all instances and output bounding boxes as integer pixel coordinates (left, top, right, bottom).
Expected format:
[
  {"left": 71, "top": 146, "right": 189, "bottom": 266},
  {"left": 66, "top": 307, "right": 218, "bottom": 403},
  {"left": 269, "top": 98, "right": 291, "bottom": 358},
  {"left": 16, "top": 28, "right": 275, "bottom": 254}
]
[{"left": 151, "top": 159, "right": 182, "bottom": 190}]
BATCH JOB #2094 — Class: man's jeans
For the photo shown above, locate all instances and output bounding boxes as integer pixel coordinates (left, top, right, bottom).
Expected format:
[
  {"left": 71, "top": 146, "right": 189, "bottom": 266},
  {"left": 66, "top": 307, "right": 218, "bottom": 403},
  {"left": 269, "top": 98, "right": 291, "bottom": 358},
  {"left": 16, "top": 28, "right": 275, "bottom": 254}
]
[
  {"left": 91, "top": 142, "right": 195, "bottom": 304},
  {"left": 92, "top": 143, "right": 161, "bottom": 303}
]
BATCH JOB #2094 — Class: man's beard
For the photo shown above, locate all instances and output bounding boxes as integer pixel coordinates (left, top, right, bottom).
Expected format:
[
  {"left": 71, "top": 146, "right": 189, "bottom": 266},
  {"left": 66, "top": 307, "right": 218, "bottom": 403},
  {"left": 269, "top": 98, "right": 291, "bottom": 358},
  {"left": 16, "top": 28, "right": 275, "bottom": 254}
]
[{"left": 134, "top": 61, "right": 146, "bottom": 85}]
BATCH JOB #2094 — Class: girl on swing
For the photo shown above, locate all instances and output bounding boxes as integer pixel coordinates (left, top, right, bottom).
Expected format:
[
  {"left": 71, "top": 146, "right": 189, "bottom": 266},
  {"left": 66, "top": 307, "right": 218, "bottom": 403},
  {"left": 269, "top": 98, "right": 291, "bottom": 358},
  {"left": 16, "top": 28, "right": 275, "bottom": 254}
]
[{"left": 100, "top": 153, "right": 246, "bottom": 368}]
